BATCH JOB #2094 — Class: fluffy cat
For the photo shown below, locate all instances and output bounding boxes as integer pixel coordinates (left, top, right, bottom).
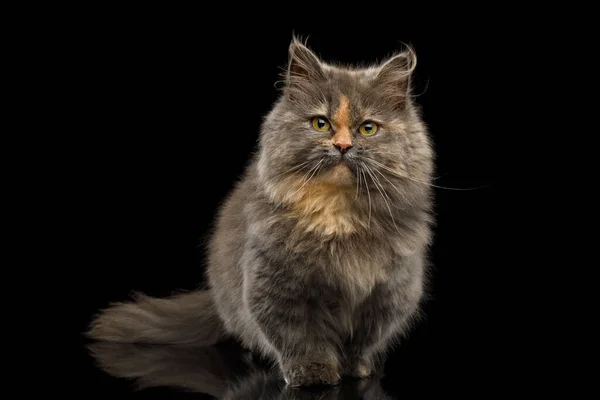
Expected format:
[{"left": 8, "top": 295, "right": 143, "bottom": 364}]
[{"left": 88, "top": 37, "right": 435, "bottom": 387}]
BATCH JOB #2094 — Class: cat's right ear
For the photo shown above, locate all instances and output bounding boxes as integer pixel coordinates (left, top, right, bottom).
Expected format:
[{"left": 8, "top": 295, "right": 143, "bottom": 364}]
[{"left": 285, "top": 39, "right": 326, "bottom": 90}]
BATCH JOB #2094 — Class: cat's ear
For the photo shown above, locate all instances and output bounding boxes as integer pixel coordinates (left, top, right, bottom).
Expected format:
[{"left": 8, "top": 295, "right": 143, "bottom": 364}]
[
  {"left": 374, "top": 49, "right": 417, "bottom": 110},
  {"left": 285, "top": 38, "right": 326, "bottom": 88}
]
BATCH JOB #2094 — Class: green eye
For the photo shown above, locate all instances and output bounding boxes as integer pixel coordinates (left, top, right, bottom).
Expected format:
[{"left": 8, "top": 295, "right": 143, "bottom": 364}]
[
  {"left": 311, "top": 117, "right": 331, "bottom": 132},
  {"left": 359, "top": 121, "right": 378, "bottom": 136}
]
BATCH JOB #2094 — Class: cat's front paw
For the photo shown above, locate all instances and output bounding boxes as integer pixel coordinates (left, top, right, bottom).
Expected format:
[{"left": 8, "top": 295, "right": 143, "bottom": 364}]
[{"left": 284, "top": 361, "right": 341, "bottom": 387}]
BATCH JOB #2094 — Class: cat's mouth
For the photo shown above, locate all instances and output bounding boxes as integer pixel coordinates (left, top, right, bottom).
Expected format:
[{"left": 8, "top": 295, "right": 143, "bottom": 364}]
[
  {"left": 332, "top": 161, "right": 351, "bottom": 171},
  {"left": 332, "top": 156, "right": 358, "bottom": 173},
  {"left": 319, "top": 160, "right": 355, "bottom": 186}
]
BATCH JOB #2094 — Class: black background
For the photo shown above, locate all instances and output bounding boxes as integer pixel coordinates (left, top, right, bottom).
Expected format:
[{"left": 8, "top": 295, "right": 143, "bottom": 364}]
[{"left": 61, "top": 11, "right": 541, "bottom": 397}]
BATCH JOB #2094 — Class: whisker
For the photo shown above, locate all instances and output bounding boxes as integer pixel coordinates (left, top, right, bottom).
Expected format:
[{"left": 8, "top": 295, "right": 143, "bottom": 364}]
[
  {"left": 364, "top": 157, "right": 486, "bottom": 191},
  {"left": 311, "top": 160, "right": 325, "bottom": 184},
  {"left": 306, "top": 159, "right": 325, "bottom": 184},
  {"left": 273, "top": 160, "right": 313, "bottom": 179},
  {"left": 368, "top": 152, "right": 449, "bottom": 181},
  {"left": 299, "top": 159, "right": 322, "bottom": 184},
  {"left": 365, "top": 164, "right": 394, "bottom": 205},
  {"left": 371, "top": 166, "right": 408, "bottom": 205},
  {"left": 354, "top": 164, "right": 361, "bottom": 201},
  {"left": 364, "top": 163, "right": 401, "bottom": 234},
  {"left": 359, "top": 164, "right": 372, "bottom": 228},
  {"left": 287, "top": 158, "right": 325, "bottom": 200}
]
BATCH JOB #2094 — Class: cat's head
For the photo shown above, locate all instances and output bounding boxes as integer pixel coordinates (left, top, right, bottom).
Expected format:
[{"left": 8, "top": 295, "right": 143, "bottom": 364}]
[{"left": 257, "top": 38, "right": 433, "bottom": 233}]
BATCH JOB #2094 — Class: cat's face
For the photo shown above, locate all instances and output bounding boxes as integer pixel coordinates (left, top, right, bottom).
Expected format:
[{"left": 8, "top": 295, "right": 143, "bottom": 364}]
[{"left": 257, "top": 39, "right": 433, "bottom": 218}]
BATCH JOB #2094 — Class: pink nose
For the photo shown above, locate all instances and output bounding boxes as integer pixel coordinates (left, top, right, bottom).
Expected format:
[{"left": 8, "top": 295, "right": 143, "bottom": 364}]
[{"left": 333, "top": 140, "right": 353, "bottom": 153}]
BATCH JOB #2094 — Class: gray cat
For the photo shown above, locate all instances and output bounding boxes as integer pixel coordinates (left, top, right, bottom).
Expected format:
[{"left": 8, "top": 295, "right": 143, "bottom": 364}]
[{"left": 88, "top": 37, "right": 435, "bottom": 388}]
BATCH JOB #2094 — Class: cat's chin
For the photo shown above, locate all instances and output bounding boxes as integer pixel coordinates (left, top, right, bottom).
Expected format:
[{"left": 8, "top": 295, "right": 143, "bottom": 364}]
[{"left": 318, "top": 162, "right": 354, "bottom": 187}]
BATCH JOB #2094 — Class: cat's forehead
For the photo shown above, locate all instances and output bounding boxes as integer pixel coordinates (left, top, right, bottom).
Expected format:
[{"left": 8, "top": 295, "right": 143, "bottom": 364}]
[
  {"left": 311, "top": 65, "right": 385, "bottom": 117},
  {"left": 324, "top": 65, "right": 378, "bottom": 90}
]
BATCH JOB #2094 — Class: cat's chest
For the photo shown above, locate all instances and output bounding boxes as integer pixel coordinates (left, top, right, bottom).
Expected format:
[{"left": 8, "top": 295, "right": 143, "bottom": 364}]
[
  {"left": 312, "top": 239, "right": 393, "bottom": 298},
  {"left": 279, "top": 178, "right": 361, "bottom": 237}
]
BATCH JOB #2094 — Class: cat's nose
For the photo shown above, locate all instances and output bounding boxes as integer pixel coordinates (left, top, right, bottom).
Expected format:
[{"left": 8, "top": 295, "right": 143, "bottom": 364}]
[{"left": 333, "top": 141, "right": 353, "bottom": 154}]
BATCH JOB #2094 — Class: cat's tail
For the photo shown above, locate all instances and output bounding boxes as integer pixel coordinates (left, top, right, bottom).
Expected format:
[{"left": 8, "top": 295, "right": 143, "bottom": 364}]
[{"left": 86, "top": 290, "right": 225, "bottom": 346}]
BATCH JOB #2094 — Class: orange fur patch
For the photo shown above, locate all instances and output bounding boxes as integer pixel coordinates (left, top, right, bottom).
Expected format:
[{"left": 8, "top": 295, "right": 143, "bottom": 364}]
[
  {"left": 273, "top": 174, "right": 360, "bottom": 237},
  {"left": 331, "top": 95, "right": 352, "bottom": 148},
  {"left": 332, "top": 95, "right": 350, "bottom": 128}
]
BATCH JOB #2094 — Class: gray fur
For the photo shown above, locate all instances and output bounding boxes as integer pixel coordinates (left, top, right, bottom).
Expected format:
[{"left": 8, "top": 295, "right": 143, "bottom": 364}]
[
  {"left": 88, "top": 290, "right": 224, "bottom": 346},
  {"left": 88, "top": 37, "right": 435, "bottom": 387}
]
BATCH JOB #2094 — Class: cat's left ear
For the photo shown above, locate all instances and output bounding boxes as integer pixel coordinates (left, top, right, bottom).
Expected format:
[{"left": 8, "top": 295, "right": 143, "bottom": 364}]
[
  {"left": 374, "top": 50, "right": 416, "bottom": 110},
  {"left": 285, "top": 39, "right": 326, "bottom": 87}
]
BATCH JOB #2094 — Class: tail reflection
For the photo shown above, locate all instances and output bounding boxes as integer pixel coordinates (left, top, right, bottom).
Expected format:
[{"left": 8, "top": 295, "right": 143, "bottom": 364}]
[{"left": 87, "top": 341, "right": 395, "bottom": 399}]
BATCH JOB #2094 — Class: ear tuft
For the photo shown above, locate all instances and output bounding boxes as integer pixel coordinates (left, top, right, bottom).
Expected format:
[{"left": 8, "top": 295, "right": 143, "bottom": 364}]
[
  {"left": 374, "top": 46, "right": 417, "bottom": 109},
  {"left": 286, "top": 37, "right": 325, "bottom": 85}
]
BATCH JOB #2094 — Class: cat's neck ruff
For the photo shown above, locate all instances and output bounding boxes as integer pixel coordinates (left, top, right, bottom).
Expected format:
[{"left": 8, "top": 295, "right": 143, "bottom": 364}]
[{"left": 268, "top": 171, "right": 365, "bottom": 237}]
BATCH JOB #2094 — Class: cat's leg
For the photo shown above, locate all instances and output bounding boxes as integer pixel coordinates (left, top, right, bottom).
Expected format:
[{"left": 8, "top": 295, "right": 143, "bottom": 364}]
[
  {"left": 345, "top": 269, "right": 423, "bottom": 379},
  {"left": 245, "top": 258, "right": 343, "bottom": 387}
]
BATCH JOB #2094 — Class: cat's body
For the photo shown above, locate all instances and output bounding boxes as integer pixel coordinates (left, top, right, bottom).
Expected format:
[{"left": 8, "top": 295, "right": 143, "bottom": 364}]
[{"left": 88, "top": 38, "right": 435, "bottom": 387}]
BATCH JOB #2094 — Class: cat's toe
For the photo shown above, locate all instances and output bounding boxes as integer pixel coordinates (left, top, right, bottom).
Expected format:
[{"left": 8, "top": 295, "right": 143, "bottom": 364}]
[
  {"left": 347, "top": 358, "right": 373, "bottom": 379},
  {"left": 285, "top": 362, "right": 341, "bottom": 387}
]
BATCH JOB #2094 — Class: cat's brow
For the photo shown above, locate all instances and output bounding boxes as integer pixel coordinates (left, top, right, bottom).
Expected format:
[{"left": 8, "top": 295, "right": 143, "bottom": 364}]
[{"left": 308, "top": 103, "right": 328, "bottom": 117}]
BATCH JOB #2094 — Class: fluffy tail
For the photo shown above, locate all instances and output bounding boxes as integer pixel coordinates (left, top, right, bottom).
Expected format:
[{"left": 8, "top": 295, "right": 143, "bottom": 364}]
[{"left": 87, "top": 290, "right": 225, "bottom": 346}]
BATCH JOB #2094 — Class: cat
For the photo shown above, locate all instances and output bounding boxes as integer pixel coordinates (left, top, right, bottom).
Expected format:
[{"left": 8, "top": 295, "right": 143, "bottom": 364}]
[{"left": 87, "top": 36, "right": 435, "bottom": 388}]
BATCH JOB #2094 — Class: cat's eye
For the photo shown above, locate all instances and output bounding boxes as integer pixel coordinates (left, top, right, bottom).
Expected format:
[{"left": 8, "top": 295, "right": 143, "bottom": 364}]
[
  {"left": 311, "top": 117, "right": 331, "bottom": 132},
  {"left": 359, "top": 121, "right": 378, "bottom": 137}
]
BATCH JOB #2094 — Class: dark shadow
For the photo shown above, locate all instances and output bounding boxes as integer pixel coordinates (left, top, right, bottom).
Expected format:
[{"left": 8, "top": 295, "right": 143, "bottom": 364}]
[{"left": 86, "top": 340, "right": 397, "bottom": 399}]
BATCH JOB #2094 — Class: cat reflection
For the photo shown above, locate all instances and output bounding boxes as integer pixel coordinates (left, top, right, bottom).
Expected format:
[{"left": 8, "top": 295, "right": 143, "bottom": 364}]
[{"left": 87, "top": 341, "right": 396, "bottom": 399}]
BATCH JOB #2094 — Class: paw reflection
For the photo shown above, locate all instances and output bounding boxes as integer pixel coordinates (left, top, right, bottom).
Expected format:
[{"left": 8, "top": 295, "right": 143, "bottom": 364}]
[{"left": 87, "top": 341, "right": 395, "bottom": 399}]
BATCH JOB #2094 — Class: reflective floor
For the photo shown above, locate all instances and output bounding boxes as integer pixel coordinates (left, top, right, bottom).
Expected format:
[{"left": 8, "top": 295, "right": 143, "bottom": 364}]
[{"left": 80, "top": 336, "right": 445, "bottom": 398}]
